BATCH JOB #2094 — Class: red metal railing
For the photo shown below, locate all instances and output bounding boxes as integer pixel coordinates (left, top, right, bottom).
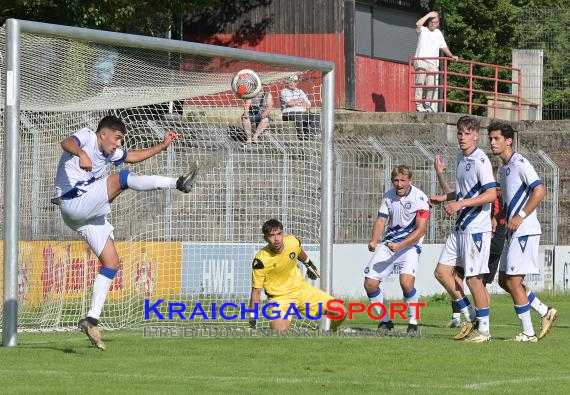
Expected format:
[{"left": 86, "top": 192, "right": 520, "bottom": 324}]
[{"left": 408, "top": 57, "right": 522, "bottom": 120}]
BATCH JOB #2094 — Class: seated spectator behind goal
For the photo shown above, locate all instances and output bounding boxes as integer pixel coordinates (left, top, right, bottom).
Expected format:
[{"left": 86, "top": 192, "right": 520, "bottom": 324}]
[
  {"left": 242, "top": 89, "right": 273, "bottom": 143},
  {"left": 280, "top": 74, "right": 321, "bottom": 140}
]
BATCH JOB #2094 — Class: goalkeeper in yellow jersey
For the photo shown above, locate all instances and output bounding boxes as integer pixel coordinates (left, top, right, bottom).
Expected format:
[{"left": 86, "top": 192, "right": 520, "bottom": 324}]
[{"left": 248, "top": 219, "right": 347, "bottom": 331}]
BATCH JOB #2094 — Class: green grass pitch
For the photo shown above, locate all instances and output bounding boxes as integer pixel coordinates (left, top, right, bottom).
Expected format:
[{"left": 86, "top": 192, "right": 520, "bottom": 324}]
[{"left": 1, "top": 294, "right": 568, "bottom": 394}]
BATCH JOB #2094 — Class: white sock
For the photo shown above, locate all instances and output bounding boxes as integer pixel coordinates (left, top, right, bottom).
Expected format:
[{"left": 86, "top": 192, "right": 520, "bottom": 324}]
[
  {"left": 476, "top": 307, "right": 490, "bottom": 334},
  {"left": 367, "top": 288, "right": 390, "bottom": 322},
  {"left": 452, "top": 313, "right": 461, "bottom": 320},
  {"left": 455, "top": 296, "right": 475, "bottom": 322},
  {"left": 515, "top": 304, "right": 535, "bottom": 336},
  {"left": 87, "top": 269, "right": 117, "bottom": 320},
  {"left": 127, "top": 174, "right": 177, "bottom": 191},
  {"left": 404, "top": 288, "right": 418, "bottom": 325},
  {"left": 527, "top": 290, "right": 548, "bottom": 316}
]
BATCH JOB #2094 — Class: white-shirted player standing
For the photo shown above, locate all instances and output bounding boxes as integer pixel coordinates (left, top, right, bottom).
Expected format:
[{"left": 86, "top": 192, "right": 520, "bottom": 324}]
[
  {"left": 430, "top": 116, "right": 497, "bottom": 342},
  {"left": 53, "top": 115, "right": 199, "bottom": 350},
  {"left": 365, "top": 166, "right": 430, "bottom": 334},
  {"left": 488, "top": 121, "right": 559, "bottom": 342}
]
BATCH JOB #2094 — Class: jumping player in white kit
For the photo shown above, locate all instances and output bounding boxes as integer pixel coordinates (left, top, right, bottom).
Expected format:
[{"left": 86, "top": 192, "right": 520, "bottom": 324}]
[
  {"left": 430, "top": 116, "right": 497, "bottom": 342},
  {"left": 364, "top": 166, "right": 430, "bottom": 334},
  {"left": 488, "top": 121, "right": 559, "bottom": 342},
  {"left": 53, "top": 115, "right": 199, "bottom": 350}
]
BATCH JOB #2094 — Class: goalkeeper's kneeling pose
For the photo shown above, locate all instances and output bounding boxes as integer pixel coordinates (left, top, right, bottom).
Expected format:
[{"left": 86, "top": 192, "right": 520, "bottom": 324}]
[{"left": 248, "top": 218, "right": 348, "bottom": 331}]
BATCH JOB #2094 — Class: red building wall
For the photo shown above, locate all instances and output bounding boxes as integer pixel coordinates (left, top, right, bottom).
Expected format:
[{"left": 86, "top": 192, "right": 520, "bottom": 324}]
[
  {"left": 185, "top": 33, "right": 345, "bottom": 108},
  {"left": 354, "top": 56, "right": 410, "bottom": 112}
]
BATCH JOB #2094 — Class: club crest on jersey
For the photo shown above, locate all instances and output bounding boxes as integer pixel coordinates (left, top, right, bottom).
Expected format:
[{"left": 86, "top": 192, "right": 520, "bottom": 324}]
[
  {"left": 480, "top": 158, "right": 485, "bottom": 163},
  {"left": 289, "top": 252, "right": 296, "bottom": 260},
  {"left": 364, "top": 267, "right": 369, "bottom": 274},
  {"left": 506, "top": 168, "right": 511, "bottom": 176},
  {"left": 466, "top": 163, "right": 471, "bottom": 171},
  {"left": 404, "top": 202, "right": 412, "bottom": 210}
]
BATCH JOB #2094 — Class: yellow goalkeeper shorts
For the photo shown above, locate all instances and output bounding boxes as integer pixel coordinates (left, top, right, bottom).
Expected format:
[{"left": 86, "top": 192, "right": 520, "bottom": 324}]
[{"left": 268, "top": 283, "right": 335, "bottom": 320}]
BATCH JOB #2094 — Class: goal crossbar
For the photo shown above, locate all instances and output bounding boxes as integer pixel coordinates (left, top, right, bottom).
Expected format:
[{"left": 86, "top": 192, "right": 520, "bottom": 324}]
[{"left": 2, "top": 18, "right": 335, "bottom": 346}]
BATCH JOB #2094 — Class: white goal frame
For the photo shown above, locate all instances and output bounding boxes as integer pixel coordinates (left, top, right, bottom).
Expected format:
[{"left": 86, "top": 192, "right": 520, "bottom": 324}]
[{"left": 2, "top": 18, "right": 335, "bottom": 346}]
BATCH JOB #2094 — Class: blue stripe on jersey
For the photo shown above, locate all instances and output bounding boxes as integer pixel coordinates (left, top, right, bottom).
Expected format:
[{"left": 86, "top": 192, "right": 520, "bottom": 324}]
[
  {"left": 507, "top": 183, "right": 530, "bottom": 220},
  {"left": 512, "top": 189, "right": 531, "bottom": 219},
  {"left": 377, "top": 212, "right": 389, "bottom": 218},
  {"left": 529, "top": 179, "right": 543, "bottom": 190},
  {"left": 384, "top": 224, "right": 402, "bottom": 237},
  {"left": 458, "top": 206, "right": 483, "bottom": 231},
  {"left": 386, "top": 220, "right": 415, "bottom": 237},
  {"left": 455, "top": 181, "right": 483, "bottom": 229},
  {"left": 71, "top": 135, "right": 81, "bottom": 147},
  {"left": 506, "top": 183, "right": 527, "bottom": 219},
  {"left": 385, "top": 219, "right": 416, "bottom": 242},
  {"left": 481, "top": 181, "right": 497, "bottom": 190}
]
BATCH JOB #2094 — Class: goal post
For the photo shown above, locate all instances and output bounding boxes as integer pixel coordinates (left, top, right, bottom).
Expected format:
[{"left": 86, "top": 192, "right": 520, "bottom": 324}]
[{"left": 1, "top": 19, "right": 335, "bottom": 346}]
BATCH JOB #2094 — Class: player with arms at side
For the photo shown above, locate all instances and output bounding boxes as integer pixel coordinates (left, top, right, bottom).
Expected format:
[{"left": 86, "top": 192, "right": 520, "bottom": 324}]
[
  {"left": 248, "top": 219, "right": 348, "bottom": 331},
  {"left": 53, "top": 115, "right": 199, "bottom": 350},
  {"left": 434, "top": 154, "right": 506, "bottom": 328},
  {"left": 365, "top": 166, "right": 430, "bottom": 334},
  {"left": 430, "top": 116, "right": 497, "bottom": 342},
  {"left": 488, "top": 121, "right": 559, "bottom": 341}
]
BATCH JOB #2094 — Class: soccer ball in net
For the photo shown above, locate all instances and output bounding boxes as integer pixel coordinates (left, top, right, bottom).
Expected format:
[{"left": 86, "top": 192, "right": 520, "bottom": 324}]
[{"left": 231, "top": 69, "right": 262, "bottom": 99}]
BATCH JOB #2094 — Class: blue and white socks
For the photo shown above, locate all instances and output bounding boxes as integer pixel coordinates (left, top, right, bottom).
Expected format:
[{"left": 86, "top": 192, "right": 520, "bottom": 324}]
[
  {"left": 367, "top": 288, "right": 390, "bottom": 323},
  {"left": 514, "top": 303, "right": 535, "bottom": 336},
  {"left": 88, "top": 267, "right": 117, "bottom": 321},
  {"left": 527, "top": 290, "right": 548, "bottom": 317},
  {"left": 119, "top": 169, "right": 176, "bottom": 191},
  {"left": 454, "top": 296, "right": 476, "bottom": 322},
  {"left": 404, "top": 288, "right": 419, "bottom": 325}
]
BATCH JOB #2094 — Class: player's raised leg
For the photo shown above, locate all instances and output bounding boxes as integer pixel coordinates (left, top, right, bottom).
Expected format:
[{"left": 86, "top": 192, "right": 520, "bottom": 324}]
[{"left": 107, "top": 162, "right": 200, "bottom": 203}]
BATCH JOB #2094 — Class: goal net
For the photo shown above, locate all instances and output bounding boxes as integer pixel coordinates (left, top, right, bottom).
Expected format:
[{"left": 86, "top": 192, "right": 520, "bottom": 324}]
[{"left": 0, "top": 23, "right": 330, "bottom": 331}]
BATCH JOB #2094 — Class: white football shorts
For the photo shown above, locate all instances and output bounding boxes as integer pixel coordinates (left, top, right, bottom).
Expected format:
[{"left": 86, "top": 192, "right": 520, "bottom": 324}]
[
  {"left": 438, "top": 230, "right": 491, "bottom": 277},
  {"left": 59, "top": 177, "right": 114, "bottom": 256},
  {"left": 364, "top": 243, "right": 420, "bottom": 282},
  {"left": 499, "top": 234, "right": 540, "bottom": 275}
]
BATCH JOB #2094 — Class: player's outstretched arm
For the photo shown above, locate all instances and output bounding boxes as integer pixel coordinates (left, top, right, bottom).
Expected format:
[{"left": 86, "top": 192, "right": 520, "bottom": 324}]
[
  {"left": 125, "top": 130, "right": 176, "bottom": 164},
  {"left": 429, "top": 191, "right": 455, "bottom": 206},
  {"left": 61, "top": 136, "right": 92, "bottom": 171},
  {"left": 444, "top": 187, "right": 497, "bottom": 215}
]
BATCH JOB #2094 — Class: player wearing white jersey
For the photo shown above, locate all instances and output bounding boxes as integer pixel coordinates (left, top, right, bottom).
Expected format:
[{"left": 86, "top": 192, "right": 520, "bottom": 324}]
[
  {"left": 430, "top": 116, "right": 497, "bottom": 342},
  {"left": 365, "top": 166, "right": 430, "bottom": 334},
  {"left": 53, "top": 115, "right": 199, "bottom": 350},
  {"left": 488, "top": 121, "right": 559, "bottom": 342}
]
